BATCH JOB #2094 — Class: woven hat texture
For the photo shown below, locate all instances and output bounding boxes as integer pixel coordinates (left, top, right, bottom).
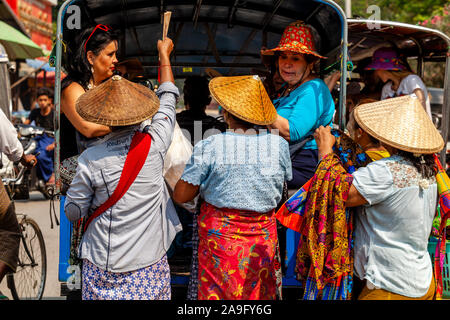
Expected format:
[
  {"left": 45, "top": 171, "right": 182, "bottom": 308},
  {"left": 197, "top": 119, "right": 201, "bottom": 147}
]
[
  {"left": 353, "top": 95, "right": 444, "bottom": 154},
  {"left": 209, "top": 75, "right": 277, "bottom": 125},
  {"left": 261, "top": 20, "right": 325, "bottom": 59},
  {"left": 76, "top": 75, "right": 160, "bottom": 126}
]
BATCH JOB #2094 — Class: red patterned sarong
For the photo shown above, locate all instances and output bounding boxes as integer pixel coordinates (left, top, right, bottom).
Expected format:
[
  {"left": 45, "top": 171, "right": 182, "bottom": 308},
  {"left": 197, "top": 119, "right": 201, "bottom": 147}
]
[{"left": 197, "top": 202, "right": 278, "bottom": 300}]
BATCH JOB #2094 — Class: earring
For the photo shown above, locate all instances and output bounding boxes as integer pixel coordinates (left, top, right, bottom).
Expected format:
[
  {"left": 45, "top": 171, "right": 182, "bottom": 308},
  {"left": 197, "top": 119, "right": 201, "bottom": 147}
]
[{"left": 87, "top": 66, "right": 95, "bottom": 90}]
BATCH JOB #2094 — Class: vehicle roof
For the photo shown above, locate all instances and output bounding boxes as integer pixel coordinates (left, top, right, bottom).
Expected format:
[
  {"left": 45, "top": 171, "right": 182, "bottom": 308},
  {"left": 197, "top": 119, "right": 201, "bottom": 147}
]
[
  {"left": 60, "top": 0, "right": 346, "bottom": 78},
  {"left": 348, "top": 19, "right": 450, "bottom": 63}
]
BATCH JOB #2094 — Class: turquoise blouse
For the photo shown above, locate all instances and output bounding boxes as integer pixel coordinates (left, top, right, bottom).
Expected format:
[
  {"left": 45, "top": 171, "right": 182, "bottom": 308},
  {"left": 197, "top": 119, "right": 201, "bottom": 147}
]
[{"left": 273, "top": 78, "right": 335, "bottom": 148}]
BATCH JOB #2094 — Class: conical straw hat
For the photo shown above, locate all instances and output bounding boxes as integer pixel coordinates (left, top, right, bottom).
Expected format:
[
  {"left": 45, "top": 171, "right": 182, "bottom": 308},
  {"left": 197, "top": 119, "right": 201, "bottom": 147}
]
[
  {"left": 76, "top": 75, "right": 160, "bottom": 126},
  {"left": 353, "top": 95, "right": 444, "bottom": 154},
  {"left": 209, "top": 75, "right": 277, "bottom": 125}
]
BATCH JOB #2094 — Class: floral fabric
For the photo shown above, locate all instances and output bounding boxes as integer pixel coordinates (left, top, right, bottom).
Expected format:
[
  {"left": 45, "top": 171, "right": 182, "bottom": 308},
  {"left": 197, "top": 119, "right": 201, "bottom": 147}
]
[
  {"left": 386, "top": 157, "right": 436, "bottom": 189},
  {"left": 276, "top": 129, "right": 371, "bottom": 232},
  {"left": 197, "top": 202, "right": 279, "bottom": 300},
  {"left": 296, "top": 153, "right": 354, "bottom": 299},
  {"left": 432, "top": 154, "right": 450, "bottom": 299},
  {"left": 82, "top": 256, "right": 171, "bottom": 300},
  {"left": 275, "top": 129, "right": 372, "bottom": 300}
]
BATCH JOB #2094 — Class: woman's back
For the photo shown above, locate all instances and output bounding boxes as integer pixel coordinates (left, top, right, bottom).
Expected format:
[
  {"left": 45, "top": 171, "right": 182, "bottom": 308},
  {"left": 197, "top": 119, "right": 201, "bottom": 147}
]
[
  {"left": 181, "top": 131, "right": 292, "bottom": 213},
  {"left": 352, "top": 154, "right": 437, "bottom": 297}
]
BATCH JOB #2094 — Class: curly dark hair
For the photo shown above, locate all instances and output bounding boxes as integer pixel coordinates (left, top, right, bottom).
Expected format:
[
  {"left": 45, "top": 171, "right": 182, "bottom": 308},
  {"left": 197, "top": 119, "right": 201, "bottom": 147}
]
[{"left": 62, "top": 26, "right": 119, "bottom": 90}]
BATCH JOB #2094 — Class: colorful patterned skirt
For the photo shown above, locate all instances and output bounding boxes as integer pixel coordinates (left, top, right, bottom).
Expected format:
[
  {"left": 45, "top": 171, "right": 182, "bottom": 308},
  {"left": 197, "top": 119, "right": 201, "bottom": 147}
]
[
  {"left": 197, "top": 202, "right": 279, "bottom": 300},
  {"left": 82, "top": 255, "right": 171, "bottom": 300}
]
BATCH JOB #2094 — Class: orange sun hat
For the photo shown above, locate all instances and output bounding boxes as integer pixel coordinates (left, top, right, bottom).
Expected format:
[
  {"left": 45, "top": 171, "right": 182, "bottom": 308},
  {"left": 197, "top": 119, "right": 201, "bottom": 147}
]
[{"left": 261, "top": 20, "right": 326, "bottom": 59}]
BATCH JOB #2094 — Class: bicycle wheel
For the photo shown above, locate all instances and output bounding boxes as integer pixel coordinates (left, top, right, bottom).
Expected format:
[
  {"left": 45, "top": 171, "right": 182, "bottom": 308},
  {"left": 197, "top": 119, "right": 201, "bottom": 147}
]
[{"left": 7, "top": 217, "right": 47, "bottom": 300}]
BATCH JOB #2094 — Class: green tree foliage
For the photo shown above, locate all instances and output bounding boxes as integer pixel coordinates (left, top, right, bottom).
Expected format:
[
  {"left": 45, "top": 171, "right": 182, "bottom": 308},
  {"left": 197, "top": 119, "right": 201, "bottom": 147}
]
[
  {"left": 419, "top": 4, "right": 449, "bottom": 87},
  {"left": 336, "top": 1, "right": 448, "bottom": 87}
]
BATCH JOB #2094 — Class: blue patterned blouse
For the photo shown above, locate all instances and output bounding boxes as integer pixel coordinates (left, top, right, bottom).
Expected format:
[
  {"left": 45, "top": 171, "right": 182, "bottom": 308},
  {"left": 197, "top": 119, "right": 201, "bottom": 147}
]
[{"left": 181, "top": 131, "right": 292, "bottom": 213}]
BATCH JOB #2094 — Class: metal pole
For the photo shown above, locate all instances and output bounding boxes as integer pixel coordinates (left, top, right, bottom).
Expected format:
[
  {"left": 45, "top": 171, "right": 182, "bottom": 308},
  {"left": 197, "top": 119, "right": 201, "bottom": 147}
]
[
  {"left": 323, "top": 0, "right": 348, "bottom": 130},
  {"left": 54, "top": 0, "right": 74, "bottom": 195},
  {"left": 440, "top": 55, "right": 450, "bottom": 162},
  {"left": 345, "top": 0, "right": 352, "bottom": 18}
]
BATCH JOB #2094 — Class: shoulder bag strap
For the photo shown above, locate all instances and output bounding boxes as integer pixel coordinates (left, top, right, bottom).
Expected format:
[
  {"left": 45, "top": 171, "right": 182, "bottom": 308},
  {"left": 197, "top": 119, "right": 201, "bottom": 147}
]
[{"left": 83, "top": 131, "right": 152, "bottom": 232}]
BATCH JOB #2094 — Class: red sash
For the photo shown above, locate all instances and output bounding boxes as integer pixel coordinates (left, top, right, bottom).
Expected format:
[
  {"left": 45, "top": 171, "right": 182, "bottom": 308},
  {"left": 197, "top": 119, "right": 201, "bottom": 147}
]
[{"left": 83, "top": 131, "right": 152, "bottom": 232}]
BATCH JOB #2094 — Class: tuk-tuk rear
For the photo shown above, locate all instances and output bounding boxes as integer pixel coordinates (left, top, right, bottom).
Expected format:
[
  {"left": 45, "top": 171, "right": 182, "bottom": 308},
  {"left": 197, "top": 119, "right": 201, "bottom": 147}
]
[{"left": 53, "top": 0, "right": 348, "bottom": 299}]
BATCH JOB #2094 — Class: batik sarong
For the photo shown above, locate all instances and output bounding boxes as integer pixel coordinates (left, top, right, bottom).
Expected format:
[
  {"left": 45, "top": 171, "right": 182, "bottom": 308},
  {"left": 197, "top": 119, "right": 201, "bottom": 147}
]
[
  {"left": 276, "top": 129, "right": 372, "bottom": 300},
  {"left": 82, "top": 255, "right": 171, "bottom": 300},
  {"left": 197, "top": 202, "right": 279, "bottom": 300}
]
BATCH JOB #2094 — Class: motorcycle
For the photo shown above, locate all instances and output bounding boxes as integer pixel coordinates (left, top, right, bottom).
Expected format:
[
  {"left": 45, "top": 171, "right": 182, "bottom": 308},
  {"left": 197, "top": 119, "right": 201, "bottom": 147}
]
[{"left": 0, "top": 124, "right": 55, "bottom": 200}]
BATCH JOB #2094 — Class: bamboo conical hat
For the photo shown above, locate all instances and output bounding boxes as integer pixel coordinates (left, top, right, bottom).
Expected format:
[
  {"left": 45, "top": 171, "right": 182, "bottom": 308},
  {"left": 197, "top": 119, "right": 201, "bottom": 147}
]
[
  {"left": 76, "top": 75, "right": 160, "bottom": 126},
  {"left": 209, "top": 75, "right": 277, "bottom": 125},
  {"left": 353, "top": 95, "right": 444, "bottom": 154}
]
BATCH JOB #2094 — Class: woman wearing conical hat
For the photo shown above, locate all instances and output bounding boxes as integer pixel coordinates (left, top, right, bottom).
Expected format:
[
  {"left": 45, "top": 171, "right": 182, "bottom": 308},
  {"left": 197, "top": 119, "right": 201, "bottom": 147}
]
[
  {"left": 173, "top": 75, "right": 292, "bottom": 300},
  {"left": 64, "top": 38, "right": 182, "bottom": 300},
  {"left": 314, "top": 95, "right": 444, "bottom": 300}
]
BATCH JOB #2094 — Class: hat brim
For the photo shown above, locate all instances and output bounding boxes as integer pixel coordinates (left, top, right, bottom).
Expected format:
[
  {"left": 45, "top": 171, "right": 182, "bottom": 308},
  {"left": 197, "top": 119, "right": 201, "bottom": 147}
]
[
  {"left": 261, "top": 45, "right": 326, "bottom": 59},
  {"left": 364, "top": 62, "right": 406, "bottom": 71}
]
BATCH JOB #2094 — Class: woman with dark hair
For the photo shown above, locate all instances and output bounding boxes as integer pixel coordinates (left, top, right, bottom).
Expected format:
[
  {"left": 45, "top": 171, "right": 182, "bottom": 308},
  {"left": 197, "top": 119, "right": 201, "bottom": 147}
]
[
  {"left": 59, "top": 25, "right": 120, "bottom": 283},
  {"left": 314, "top": 95, "right": 444, "bottom": 300},
  {"left": 60, "top": 24, "right": 119, "bottom": 162},
  {"left": 173, "top": 75, "right": 292, "bottom": 300}
]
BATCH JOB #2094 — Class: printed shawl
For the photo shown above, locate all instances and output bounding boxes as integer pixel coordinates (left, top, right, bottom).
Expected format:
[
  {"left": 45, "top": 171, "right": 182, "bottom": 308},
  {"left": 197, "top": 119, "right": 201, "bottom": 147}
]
[
  {"left": 433, "top": 154, "right": 450, "bottom": 300},
  {"left": 276, "top": 129, "right": 371, "bottom": 300}
]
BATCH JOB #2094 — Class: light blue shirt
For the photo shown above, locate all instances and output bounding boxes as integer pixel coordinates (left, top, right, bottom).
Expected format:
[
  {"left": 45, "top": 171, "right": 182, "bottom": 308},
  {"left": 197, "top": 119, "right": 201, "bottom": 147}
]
[
  {"left": 273, "top": 78, "right": 335, "bottom": 148},
  {"left": 352, "top": 155, "right": 437, "bottom": 297},
  {"left": 64, "top": 82, "right": 182, "bottom": 272},
  {"left": 181, "top": 131, "right": 292, "bottom": 213}
]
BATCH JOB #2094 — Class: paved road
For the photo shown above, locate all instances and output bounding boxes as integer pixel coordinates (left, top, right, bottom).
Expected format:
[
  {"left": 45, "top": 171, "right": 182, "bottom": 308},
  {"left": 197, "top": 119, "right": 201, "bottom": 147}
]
[{"left": 0, "top": 192, "right": 64, "bottom": 300}]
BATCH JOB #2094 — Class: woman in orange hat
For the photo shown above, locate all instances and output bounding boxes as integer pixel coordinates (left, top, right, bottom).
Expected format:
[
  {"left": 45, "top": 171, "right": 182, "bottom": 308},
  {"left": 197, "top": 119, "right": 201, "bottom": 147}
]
[
  {"left": 261, "top": 21, "right": 335, "bottom": 190},
  {"left": 261, "top": 21, "right": 335, "bottom": 285}
]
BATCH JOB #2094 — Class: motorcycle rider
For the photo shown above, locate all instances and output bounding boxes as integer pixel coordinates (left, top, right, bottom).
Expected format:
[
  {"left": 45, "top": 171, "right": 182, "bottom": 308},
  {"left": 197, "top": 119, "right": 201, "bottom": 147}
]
[
  {"left": 0, "top": 108, "right": 36, "bottom": 300},
  {"left": 24, "top": 87, "right": 55, "bottom": 185}
]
